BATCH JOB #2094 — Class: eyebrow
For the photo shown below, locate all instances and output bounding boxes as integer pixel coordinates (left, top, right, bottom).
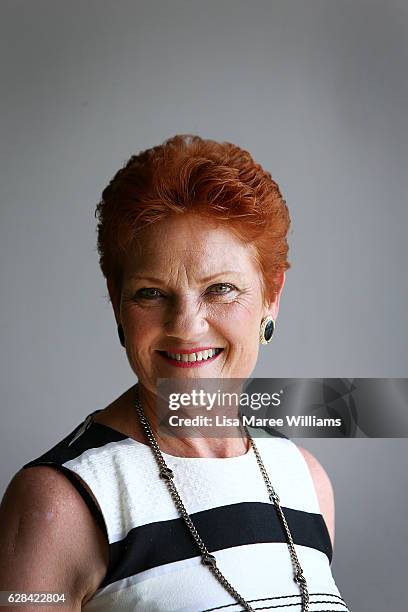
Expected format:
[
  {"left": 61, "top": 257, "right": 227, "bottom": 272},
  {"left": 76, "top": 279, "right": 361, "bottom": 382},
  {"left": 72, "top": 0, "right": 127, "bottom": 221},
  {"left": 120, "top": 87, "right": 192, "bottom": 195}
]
[{"left": 127, "top": 271, "right": 243, "bottom": 284}]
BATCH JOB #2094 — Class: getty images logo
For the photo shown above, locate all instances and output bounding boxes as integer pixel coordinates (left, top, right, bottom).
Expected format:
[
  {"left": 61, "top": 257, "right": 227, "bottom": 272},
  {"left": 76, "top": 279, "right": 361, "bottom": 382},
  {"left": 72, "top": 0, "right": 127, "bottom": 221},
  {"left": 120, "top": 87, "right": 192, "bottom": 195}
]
[{"left": 168, "top": 389, "right": 283, "bottom": 411}]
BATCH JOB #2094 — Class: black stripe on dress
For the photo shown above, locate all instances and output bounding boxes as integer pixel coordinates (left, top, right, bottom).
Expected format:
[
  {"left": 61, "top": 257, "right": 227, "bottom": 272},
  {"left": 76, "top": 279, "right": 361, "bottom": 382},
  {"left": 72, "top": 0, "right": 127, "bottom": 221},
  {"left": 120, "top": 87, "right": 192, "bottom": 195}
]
[
  {"left": 202, "top": 591, "right": 349, "bottom": 611},
  {"left": 101, "top": 501, "right": 333, "bottom": 587}
]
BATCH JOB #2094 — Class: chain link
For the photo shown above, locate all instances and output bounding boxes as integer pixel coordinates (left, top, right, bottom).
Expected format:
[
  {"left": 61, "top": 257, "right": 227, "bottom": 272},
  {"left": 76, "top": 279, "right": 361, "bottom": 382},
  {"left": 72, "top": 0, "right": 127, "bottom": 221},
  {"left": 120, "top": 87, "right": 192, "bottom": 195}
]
[
  {"left": 248, "top": 436, "right": 310, "bottom": 610},
  {"left": 134, "top": 386, "right": 309, "bottom": 612}
]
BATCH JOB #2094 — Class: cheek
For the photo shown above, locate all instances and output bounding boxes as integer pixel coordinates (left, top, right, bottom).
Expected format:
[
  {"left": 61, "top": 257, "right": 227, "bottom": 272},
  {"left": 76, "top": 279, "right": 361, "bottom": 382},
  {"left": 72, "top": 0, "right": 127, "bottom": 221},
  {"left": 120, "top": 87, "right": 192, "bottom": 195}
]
[
  {"left": 120, "top": 309, "right": 162, "bottom": 377},
  {"left": 221, "top": 308, "right": 257, "bottom": 337},
  {"left": 122, "top": 305, "right": 162, "bottom": 341},
  {"left": 209, "top": 302, "right": 261, "bottom": 350}
]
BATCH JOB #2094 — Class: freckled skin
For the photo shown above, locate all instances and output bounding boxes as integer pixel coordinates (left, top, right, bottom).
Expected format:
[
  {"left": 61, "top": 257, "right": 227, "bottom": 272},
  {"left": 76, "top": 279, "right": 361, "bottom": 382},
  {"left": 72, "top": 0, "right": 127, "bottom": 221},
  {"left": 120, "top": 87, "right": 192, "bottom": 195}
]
[{"left": 108, "top": 214, "right": 285, "bottom": 453}]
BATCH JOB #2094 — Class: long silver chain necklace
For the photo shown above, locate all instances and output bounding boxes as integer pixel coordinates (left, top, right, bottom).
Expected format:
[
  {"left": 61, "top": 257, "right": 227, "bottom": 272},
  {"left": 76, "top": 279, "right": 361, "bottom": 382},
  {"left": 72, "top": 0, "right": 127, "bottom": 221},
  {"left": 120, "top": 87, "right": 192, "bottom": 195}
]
[{"left": 134, "top": 386, "right": 310, "bottom": 612}]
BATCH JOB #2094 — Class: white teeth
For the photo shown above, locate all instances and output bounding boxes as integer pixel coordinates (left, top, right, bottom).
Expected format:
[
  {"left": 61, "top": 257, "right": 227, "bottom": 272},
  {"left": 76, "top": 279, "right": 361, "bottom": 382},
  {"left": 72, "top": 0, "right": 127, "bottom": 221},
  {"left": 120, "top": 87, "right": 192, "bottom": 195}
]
[{"left": 164, "top": 348, "right": 221, "bottom": 361}]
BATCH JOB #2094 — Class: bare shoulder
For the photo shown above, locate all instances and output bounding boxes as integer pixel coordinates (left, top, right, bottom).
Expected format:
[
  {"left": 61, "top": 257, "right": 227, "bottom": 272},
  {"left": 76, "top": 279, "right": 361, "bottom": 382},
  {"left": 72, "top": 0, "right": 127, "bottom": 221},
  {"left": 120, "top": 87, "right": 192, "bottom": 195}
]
[
  {"left": 0, "top": 466, "right": 108, "bottom": 608},
  {"left": 296, "top": 445, "right": 335, "bottom": 549}
]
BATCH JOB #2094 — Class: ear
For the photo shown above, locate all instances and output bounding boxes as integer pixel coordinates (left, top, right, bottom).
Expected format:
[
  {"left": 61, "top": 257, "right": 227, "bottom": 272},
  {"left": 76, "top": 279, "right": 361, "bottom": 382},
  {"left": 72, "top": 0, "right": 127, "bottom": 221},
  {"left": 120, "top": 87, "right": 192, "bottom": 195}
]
[
  {"left": 264, "top": 271, "right": 285, "bottom": 321},
  {"left": 107, "top": 278, "right": 121, "bottom": 324}
]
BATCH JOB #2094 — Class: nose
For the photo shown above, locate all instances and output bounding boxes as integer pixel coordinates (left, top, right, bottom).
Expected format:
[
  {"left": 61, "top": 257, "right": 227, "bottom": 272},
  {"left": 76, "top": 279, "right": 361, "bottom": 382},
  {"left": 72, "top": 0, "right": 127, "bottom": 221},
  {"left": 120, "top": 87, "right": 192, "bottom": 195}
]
[{"left": 163, "top": 295, "right": 209, "bottom": 340}]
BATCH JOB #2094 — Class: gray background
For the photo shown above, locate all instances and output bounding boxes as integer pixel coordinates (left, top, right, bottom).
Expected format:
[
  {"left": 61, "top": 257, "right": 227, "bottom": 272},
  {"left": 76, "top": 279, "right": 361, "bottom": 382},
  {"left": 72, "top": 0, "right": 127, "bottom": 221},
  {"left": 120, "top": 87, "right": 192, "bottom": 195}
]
[{"left": 1, "top": 1, "right": 407, "bottom": 609}]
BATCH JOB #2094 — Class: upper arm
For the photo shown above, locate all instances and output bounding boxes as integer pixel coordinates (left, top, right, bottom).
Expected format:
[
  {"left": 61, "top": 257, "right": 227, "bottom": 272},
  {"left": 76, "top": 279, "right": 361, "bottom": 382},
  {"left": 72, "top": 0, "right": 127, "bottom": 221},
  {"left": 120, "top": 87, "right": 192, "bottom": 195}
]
[
  {"left": 0, "top": 466, "right": 108, "bottom": 610},
  {"left": 297, "top": 446, "right": 335, "bottom": 549}
]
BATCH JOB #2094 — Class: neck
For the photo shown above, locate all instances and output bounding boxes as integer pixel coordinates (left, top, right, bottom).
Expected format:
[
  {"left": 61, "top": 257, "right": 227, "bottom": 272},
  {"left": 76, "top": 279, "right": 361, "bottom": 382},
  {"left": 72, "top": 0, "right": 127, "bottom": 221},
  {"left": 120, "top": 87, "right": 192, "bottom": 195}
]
[{"left": 135, "top": 383, "right": 250, "bottom": 459}]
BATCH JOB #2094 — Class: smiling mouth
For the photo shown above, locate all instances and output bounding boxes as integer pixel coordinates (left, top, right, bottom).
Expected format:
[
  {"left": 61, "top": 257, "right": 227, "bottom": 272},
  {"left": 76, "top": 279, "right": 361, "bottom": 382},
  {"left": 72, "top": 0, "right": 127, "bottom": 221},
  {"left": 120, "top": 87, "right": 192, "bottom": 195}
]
[{"left": 157, "top": 348, "right": 224, "bottom": 368}]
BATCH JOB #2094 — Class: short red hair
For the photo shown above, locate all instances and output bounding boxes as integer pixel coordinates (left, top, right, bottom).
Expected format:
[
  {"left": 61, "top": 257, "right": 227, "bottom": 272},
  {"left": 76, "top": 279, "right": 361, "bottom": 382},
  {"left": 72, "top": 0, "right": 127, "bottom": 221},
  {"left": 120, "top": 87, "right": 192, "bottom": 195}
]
[{"left": 95, "top": 134, "right": 291, "bottom": 304}]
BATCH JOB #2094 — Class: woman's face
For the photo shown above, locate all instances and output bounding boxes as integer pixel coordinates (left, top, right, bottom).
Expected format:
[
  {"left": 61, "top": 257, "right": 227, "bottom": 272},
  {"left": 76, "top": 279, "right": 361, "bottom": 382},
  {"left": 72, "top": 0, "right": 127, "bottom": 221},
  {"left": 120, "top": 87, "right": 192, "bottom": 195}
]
[{"left": 111, "top": 214, "right": 283, "bottom": 391}]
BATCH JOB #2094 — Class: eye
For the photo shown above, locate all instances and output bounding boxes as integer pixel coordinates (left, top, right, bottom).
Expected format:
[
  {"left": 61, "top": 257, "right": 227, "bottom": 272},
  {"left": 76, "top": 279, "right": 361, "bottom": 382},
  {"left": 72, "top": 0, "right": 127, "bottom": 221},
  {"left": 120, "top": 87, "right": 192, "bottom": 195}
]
[
  {"left": 206, "top": 283, "right": 238, "bottom": 295},
  {"left": 134, "top": 287, "right": 164, "bottom": 300}
]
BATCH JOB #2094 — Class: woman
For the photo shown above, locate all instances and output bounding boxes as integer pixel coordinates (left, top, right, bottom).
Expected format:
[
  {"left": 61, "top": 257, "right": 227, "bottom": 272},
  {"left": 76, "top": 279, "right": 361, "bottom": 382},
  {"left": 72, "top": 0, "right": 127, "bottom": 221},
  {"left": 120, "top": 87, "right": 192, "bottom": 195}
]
[{"left": 0, "top": 135, "right": 350, "bottom": 612}]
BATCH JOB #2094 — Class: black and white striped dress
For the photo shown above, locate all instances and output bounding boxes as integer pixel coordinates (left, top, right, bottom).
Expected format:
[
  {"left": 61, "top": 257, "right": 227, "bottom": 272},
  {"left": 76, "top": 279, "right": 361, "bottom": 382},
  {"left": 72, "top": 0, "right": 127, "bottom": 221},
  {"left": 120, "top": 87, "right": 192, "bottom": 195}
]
[{"left": 22, "top": 411, "right": 351, "bottom": 612}]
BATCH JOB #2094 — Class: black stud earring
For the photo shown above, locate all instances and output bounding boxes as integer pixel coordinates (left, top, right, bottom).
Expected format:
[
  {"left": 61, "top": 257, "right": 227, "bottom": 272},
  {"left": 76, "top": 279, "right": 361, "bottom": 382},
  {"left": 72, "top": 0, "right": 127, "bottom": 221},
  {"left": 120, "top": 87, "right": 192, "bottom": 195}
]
[
  {"left": 259, "top": 316, "right": 275, "bottom": 344},
  {"left": 117, "top": 323, "right": 126, "bottom": 347}
]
